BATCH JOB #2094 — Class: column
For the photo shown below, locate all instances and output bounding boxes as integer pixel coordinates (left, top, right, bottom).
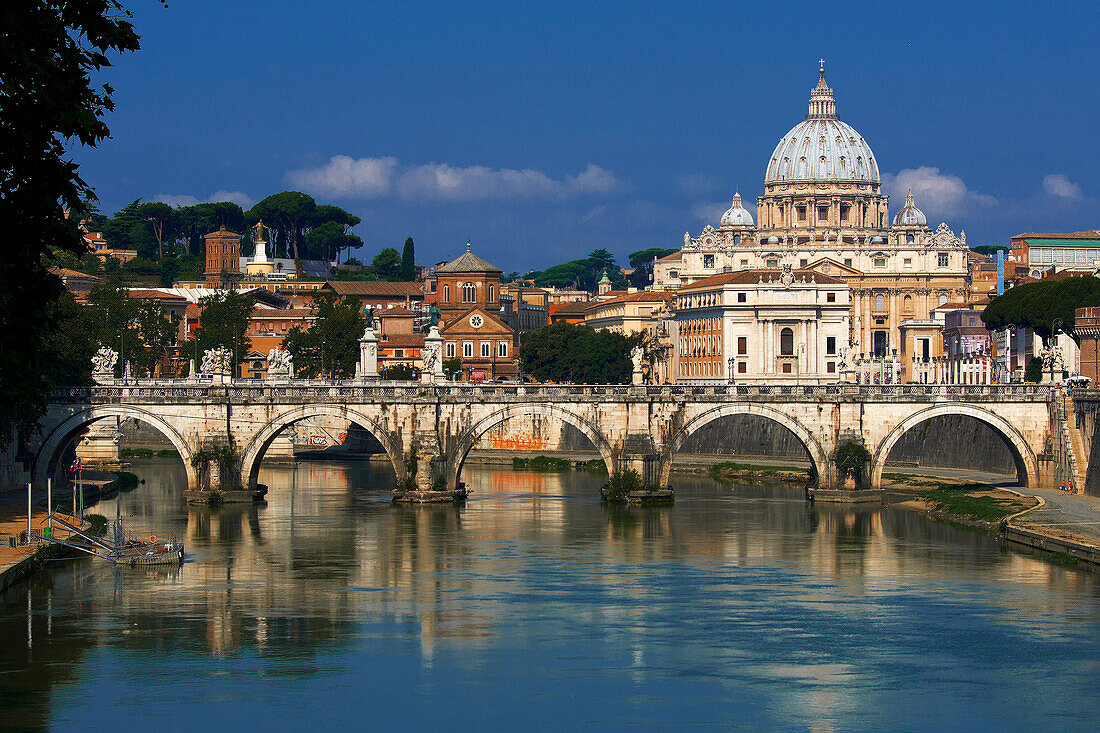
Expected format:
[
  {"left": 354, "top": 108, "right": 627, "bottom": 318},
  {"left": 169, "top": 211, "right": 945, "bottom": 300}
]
[{"left": 757, "top": 318, "right": 765, "bottom": 376}]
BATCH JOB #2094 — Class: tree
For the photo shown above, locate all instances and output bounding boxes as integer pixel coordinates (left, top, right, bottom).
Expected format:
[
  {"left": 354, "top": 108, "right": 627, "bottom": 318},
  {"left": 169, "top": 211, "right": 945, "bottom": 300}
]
[
  {"left": 281, "top": 294, "right": 365, "bottom": 378},
  {"left": 85, "top": 277, "right": 140, "bottom": 375},
  {"left": 136, "top": 201, "right": 175, "bottom": 260},
  {"left": 371, "top": 248, "right": 402, "bottom": 281},
  {"left": 519, "top": 321, "right": 638, "bottom": 384},
  {"left": 400, "top": 237, "right": 416, "bottom": 281},
  {"left": 247, "top": 191, "right": 315, "bottom": 260},
  {"left": 131, "top": 300, "right": 179, "bottom": 376},
  {"left": 834, "top": 441, "right": 871, "bottom": 486},
  {"left": 982, "top": 275, "right": 1100, "bottom": 341},
  {"left": 304, "top": 221, "right": 362, "bottom": 264},
  {"left": 971, "top": 245, "right": 1009, "bottom": 257},
  {"left": 179, "top": 291, "right": 255, "bottom": 374},
  {"left": 1025, "top": 357, "right": 1043, "bottom": 384},
  {"left": 309, "top": 204, "right": 361, "bottom": 262},
  {"left": 628, "top": 247, "right": 677, "bottom": 288},
  {"left": 442, "top": 356, "right": 463, "bottom": 379}
]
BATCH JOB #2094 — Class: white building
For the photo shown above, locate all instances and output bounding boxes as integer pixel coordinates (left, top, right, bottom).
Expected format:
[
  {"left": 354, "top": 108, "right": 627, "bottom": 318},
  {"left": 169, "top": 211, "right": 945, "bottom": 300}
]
[{"left": 673, "top": 267, "right": 851, "bottom": 384}]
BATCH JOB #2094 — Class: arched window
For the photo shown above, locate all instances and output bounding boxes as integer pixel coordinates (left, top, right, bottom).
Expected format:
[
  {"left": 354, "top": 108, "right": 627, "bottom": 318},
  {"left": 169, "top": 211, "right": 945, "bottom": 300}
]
[
  {"left": 875, "top": 293, "right": 885, "bottom": 312},
  {"left": 780, "top": 327, "right": 794, "bottom": 356},
  {"left": 443, "top": 285, "right": 449, "bottom": 302},
  {"left": 902, "top": 295, "right": 913, "bottom": 313},
  {"left": 733, "top": 235, "right": 741, "bottom": 245},
  {"left": 939, "top": 293, "right": 948, "bottom": 306},
  {"left": 488, "top": 284, "right": 495, "bottom": 302},
  {"left": 463, "top": 283, "right": 476, "bottom": 302}
]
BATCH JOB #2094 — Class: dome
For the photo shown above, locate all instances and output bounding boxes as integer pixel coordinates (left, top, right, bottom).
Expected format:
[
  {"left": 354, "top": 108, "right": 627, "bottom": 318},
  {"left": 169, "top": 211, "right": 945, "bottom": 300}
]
[
  {"left": 892, "top": 189, "right": 928, "bottom": 227},
  {"left": 764, "top": 67, "right": 880, "bottom": 185},
  {"left": 719, "top": 192, "right": 754, "bottom": 228}
]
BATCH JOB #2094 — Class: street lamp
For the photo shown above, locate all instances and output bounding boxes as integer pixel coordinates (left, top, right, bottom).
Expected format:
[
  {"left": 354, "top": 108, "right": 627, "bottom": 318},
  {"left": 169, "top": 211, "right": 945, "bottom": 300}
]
[{"left": 727, "top": 356, "right": 735, "bottom": 384}]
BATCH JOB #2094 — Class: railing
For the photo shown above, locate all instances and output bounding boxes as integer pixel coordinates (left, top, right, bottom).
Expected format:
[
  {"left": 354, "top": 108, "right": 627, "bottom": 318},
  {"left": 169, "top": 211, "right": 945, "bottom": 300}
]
[{"left": 50, "top": 381, "right": 1054, "bottom": 402}]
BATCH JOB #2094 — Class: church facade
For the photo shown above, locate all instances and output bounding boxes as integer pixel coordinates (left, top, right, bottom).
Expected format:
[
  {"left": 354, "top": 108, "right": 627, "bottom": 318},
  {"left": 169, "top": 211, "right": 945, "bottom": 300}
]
[{"left": 655, "top": 64, "right": 971, "bottom": 359}]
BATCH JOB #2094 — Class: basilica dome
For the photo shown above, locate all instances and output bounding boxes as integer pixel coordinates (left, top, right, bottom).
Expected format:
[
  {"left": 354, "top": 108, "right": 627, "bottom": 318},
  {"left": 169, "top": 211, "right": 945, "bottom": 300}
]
[
  {"left": 764, "top": 68, "right": 880, "bottom": 186},
  {"left": 892, "top": 190, "right": 927, "bottom": 227},
  {"left": 720, "top": 192, "right": 754, "bottom": 228}
]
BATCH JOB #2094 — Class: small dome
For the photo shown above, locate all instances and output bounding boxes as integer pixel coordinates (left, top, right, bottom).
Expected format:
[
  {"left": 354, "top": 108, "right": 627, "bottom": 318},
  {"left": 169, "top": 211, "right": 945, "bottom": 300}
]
[
  {"left": 892, "top": 189, "right": 928, "bottom": 227},
  {"left": 767, "top": 235, "right": 779, "bottom": 244},
  {"left": 720, "top": 192, "right": 754, "bottom": 228}
]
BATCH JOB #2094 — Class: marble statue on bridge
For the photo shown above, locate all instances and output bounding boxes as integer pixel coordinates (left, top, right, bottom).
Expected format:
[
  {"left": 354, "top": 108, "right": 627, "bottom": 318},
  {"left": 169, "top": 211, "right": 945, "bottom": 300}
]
[
  {"left": 266, "top": 348, "right": 294, "bottom": 379},
  {"left": 91, "top": 346, "right": 118, "bottom": 383},
  {"left": 201, "top": 346, "right": 234, "bottom": 382}
]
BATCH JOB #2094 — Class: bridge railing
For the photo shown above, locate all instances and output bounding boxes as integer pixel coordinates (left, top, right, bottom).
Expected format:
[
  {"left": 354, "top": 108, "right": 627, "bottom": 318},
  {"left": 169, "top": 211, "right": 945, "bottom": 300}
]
[{"left": 50, "top": 381, "right": 1053, "bottom": 401}]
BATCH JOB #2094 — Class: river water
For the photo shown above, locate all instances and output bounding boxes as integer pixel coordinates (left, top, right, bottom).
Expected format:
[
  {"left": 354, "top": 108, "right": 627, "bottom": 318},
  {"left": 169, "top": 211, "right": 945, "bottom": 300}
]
[{"left": 2, "top": 458, "right": 1098, "bottom": 731}]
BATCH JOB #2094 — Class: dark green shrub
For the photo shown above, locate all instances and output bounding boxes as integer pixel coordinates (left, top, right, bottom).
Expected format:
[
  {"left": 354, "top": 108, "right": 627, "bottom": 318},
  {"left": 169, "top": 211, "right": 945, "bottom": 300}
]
[
  {"left": 603, "top": 468, "right": 642, "bottom": 500},
  {"left": 834, "top": 442, "right": 871, "bottom": 485}
]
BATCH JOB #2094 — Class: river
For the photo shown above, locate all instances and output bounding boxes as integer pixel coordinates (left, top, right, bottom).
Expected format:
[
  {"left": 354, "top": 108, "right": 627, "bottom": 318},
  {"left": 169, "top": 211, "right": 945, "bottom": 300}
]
[{"left": 1, "top": 458, "right": 1098, "bottom": 731}]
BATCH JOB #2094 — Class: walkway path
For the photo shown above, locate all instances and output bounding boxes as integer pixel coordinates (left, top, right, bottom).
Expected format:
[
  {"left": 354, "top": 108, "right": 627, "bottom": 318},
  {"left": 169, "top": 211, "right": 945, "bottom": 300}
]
[{"left": 1009, "top": 487, "right": 1100, "bottom": 549}]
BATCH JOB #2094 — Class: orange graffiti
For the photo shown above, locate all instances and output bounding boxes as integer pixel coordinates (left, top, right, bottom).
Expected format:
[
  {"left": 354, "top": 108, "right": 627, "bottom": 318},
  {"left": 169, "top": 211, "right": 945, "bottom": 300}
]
[{"left": 488, "top": 432, "right": 547, "bottom": 451}]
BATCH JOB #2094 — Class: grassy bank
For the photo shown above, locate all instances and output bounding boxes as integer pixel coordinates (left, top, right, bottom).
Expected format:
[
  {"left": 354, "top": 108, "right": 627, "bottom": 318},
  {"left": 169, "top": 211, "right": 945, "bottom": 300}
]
[
  {"left": 511, "top": 456, "right": 608, "bottom": 473},
  {"left": 120, "top": 448, "right": 177, "bottom": 458},
  {"left": 708, "top": 461, "right": 811, "bottom": 485},
  {"left": 915, "top": 483, "right": 1036, "bottom": 526}
]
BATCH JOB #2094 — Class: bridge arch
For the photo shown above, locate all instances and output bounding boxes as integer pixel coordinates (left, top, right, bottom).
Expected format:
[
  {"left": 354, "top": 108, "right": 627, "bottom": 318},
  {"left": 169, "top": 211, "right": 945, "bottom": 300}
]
[
  {"left": 660, "top": 403, "right": 830, "bottom": 489},
  {"left": 239, "top": 405, "right": 404, "bottom": 490},
  {"left": 34, "top": 406, "right": 199, "bottom": 489},
  {"left": 869, "top": 403, "right": 1038, "bottom": 489},
  {"left": 447, "top": 404, "right": 614, "bottom": 490}
]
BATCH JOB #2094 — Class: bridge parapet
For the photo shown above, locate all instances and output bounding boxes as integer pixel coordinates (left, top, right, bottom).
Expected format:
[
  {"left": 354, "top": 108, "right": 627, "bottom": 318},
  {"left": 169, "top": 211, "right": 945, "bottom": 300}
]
[{"left": 50, "top": 382, "right": 1053, "bottom": 405}]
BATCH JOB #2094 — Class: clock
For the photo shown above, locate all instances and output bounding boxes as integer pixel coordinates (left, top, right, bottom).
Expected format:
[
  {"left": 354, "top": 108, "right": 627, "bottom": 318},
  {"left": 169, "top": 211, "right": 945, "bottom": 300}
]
[{"left": 469, "top": 314, "right": 484, "bottom": 329}]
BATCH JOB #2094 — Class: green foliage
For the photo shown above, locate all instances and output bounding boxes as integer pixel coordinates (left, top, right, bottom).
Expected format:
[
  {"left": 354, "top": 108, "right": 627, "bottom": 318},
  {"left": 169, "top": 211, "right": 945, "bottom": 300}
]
[
  {"left": 371, "top": 247, "right": 402, "bottom": 280},
  {"left": 442, "top": 356, "right": 463, "bottom": 378},
  {"left": 41, "top": 291, "right": 98, "bottom": 387},
  {"left": 178, "top": 290, "right": 254, "bottom": 373},
  {"left": 970, "top": 245, "right": 1009, "bottom": 257},
  {"left": 530, "top": 249, "right": 627, "bottom": 292},
  {"left": 512, "top": 456, "right": 571, "bottom": 471},
  {"left": 304, "top": 220, "right": 362, "bottom": 263},
  {"left": 400, "top": 237, "right": 416, "bottom": 281},
  {"left": 281, "top": 293, "right": 365, "bottom": 378},
  {"left": 0, "top": 1, "right": 141, "bottom": 442},
  {"left": 247, "top": 191, "right": 315, "bottom": 260},
  {"left": 519, "top": 321, "right": 639, "bottom": 384},
  {"left": 603, "top": 468, "right": 642, "bottom": 500},
  {"left": 834, "top": 441, "right": 871, "bottom": 484},
  {"left": 190, "top": 443, "right": 241, "bottom": 492},
  {"left": 981, "top": 275, "right": 1100, "bottom": 340},
  {"left": 384, "top": 363, "right": 416, "bottom": 380},
  {"left": 115, "top": 471, "right": 139, "bottom": 492},
  {"left": 627, "top": 247, "right": 677, "bottom": 287},
  {"left": 1025, "top": 356, "right": 1043, "bottom": 383}
]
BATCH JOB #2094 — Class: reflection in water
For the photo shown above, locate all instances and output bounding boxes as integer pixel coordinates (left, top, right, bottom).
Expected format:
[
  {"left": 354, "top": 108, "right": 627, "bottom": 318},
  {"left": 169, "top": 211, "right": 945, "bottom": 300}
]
[{"left": 1, "top": 458, "right": 1098, "bottom": 729}]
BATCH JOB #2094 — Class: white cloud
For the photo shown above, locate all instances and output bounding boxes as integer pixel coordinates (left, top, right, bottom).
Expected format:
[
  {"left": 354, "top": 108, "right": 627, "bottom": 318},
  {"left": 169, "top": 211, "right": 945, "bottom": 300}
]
[
  {"left": 285, "top": 156, "right": 623, "bottom": 201},
  {"left": 285, "top": 155, "right": 397, "bottom": 198},
  {"left": 153, "top": 190, "right": 254, "bottom": 209},
  {"left": 883, "top": 166, "right": 996, "bottom": 219},
  {"left": 676, "top": 173, "right": 719, "bottom": 196},
  {"left": 581, "top": 205, "right": 606, "bottom": 223},
  {"left": 1042, "top": 173, "right": 1082, "bottom": 200}
]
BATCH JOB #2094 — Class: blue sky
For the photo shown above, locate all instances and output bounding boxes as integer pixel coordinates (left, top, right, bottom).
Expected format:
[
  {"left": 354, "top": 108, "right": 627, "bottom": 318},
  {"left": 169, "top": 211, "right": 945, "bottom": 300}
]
[{"left": 77, "top": 0, "right": 1100, "bottom": 271}]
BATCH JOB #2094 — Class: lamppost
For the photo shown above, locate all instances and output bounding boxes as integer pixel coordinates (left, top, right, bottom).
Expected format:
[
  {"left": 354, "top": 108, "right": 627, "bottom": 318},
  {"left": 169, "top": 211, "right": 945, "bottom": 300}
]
[
  {"left": 727, "top": 356, "right": 735, "bottom": 385},
  {"left": 796, "top": 343, "right": 806, "bottom": 387}
]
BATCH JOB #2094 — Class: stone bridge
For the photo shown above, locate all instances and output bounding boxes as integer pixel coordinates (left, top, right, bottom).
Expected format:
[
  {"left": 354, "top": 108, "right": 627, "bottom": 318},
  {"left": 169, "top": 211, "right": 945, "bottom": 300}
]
[{"left": 32, "top": 382, "right": 1056, "bottom": 499}]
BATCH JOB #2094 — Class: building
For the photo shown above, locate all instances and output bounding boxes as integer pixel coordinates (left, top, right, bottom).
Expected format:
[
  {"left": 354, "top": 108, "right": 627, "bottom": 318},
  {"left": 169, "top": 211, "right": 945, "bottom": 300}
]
[
  {"left": 1076, "top": 307, "right": 1100, "bottom": 385},
  {"left": 51, "top": 267, "right": 101, "bottom": 293},
  {"left": 1011, "top": 231, "right": 1100, "bottom": 279},
  {"left": 583, "top": 291, "right": 672, "bottom": 336},
  {"left": 435, "top": 243, "right": 518, "bottom": 381},
  {"left": 204, "top": 226, "right": 242, "bottom": 288},
  {"left": 549, "top": 300, "right": 589, "bottom": 325},
  {"left": 325, "top": 280, "right": 424, "bottom": 312},
  {"left": 653, "top": 65, "right": 971, "bottom": 362},
  {"left": 500, "top": 283, "right": 549, "bottom": 342},
  {"left": 672, "top": 268, "right": 850, "bottom": 384},
  {"left": 242, "top": 307, "right": 315, "bottom": 378}
]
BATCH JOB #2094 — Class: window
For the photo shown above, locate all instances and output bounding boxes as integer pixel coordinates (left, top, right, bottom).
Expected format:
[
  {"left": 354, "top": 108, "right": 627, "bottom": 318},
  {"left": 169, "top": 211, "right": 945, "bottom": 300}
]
[
  {"left": 873, "top": 256, "right": 887, "bottom": 268},
  {"left": 462, "top": 342, "right": 473, "bottom": 358},
  {"left": 462, "top": 283, "right": 476, "bottom": 302},
  {"left": 766, "top": 258, "right": 779, "bottom": 269},
  {"left": 481, "top": 341, "right": 491, "bottom": 358},
  {"left": 443, "top": 285, "right": 449, "bottom": 302},
  {"left": 446, "top": 342, "right": 455, "bottom": 358},
  {"left": 903, "top": 258, "right": 912, "bottom": 269},
  {"left": 797, "top": 206, "right": 806, "bottom": 221},
  {"left": 875, "top": 293, "right": 885, "bottom": 312},
  {"left": 843, "top": 258, "right": 853, "bottom": 267},
  {"left": 488, "top": 284, "right": 495, "bottom": 302},
  {"left": 669, "top": 269, "right": 679, "bottom": 278},
  {"left": 733, "top": 235, "right": 741, "bottom": 245},
  {"left": 737, "top": 292, "right": 747, "bottom": 303},
  {"left": 799, "top": 258, "right": 808, "bottom": 268},
  {"left": 826, "top": 361, "right": 836, "bottom": 374},
  {"left": 394, "top": 349, "right": 404, "bottom": 358},
  {"left": 939, "top": 294, "right": 948, "bottom": 306},
  {"left": 906, "top": 234, "right": 915, "bottom": 245},
  {"left": 840, "top": 203, "right": 850, "bottom": 222},
  {"left": 903, "top": 294, "right": 913, "bottom": 313},
  {"left": 780, "top": 327, "right": 794, "bottom": 356},
  {"left": 740, "top": 259, "right": 749, "bottom": 269},
  {"left": 704, "top": 254, "right": 715, "bottom": 268},
  {"left": 938, "top": 253, "right": 949, "bottom": 267},
  {"left": 738, "top": 362, "right": 747, "bottom": 374},
  {"left": 737, "top": 336, "right": 747, "bottom": 355},
  {"left": 818, "top": 206, "right": 829, "bottom": 221},
  {"left": 826, "top": 292, "right": 836, "bottom": 303},
  {"left": 969, "top": 317, "right": 976, "bottom": 327},
  {"left": 498, "top": 341, "right": 508, "bottom": 357},
  {"left": 826, "top": 336, "right": 836, "bottom": 355}
]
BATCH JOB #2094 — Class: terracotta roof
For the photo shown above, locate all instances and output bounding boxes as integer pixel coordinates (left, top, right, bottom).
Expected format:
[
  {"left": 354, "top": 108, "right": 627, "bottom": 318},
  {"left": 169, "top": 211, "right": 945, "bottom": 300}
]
[
  {"left": 585, "top": 292, "right": 673, "bottom": 310},
  {"left": 126, "top": 289, "right": 188, "bottom": 302},
  {"left": 436, "top": 247, "right": 502, "bottom": 274},
  {"left": 681, "top": 269, "right": 845, "bottom": 289},
  {"left": 250, "top": 308, "right": 314, "bottom": 318},
  {"left": 657, "top": 251, "right": 682, "bottom": 262},
  {"left": 553, "top": 300, "right": 591, "bottom": 316},
  {"left": 932, "top": 301, "right": 974, "bottom": 311},
  {"left": 378, "top": 306, "right": 416, "bottom": 317},
  {"left": 1014, "top": 231, "right": 1100, "bottom": 241},
  {"left": 327, "top": 281, "right": 423, "bottom": 297},
  {"left": 381, "top": 334, "right": 425, "bottom": 348},
  {"left": 49, "top": 267, "right": 101, "bottom": 280}
]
